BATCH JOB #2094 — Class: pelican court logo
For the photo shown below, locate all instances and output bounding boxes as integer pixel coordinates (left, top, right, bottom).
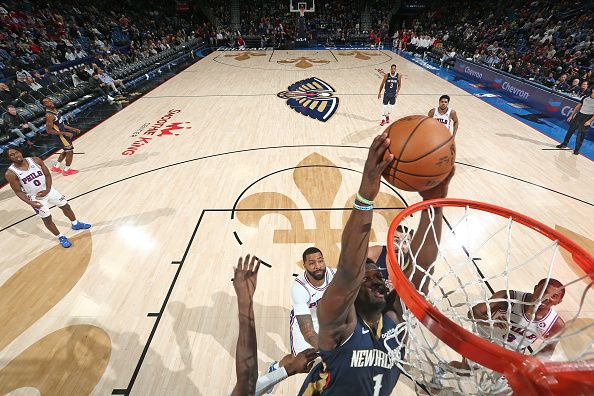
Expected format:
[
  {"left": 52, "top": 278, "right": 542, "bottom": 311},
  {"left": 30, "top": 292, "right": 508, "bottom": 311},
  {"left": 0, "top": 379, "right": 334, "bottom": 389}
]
[{"left": 277, "top": 77, "right": 339, "bottom": 122}]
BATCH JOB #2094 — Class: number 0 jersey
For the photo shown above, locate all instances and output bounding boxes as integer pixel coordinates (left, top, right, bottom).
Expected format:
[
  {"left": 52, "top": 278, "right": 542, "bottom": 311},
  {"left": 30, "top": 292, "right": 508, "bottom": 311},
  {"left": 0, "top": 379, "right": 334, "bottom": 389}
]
[{"left": 8, "top": 158, "right": 46, "bottom": 197}]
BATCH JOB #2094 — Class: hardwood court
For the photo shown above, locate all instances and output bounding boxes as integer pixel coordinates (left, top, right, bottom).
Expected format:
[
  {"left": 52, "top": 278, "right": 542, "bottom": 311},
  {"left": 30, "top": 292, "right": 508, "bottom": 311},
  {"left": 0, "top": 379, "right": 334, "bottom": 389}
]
[{"left": 1, "top": 49, "right": 593, "bottom": 395}]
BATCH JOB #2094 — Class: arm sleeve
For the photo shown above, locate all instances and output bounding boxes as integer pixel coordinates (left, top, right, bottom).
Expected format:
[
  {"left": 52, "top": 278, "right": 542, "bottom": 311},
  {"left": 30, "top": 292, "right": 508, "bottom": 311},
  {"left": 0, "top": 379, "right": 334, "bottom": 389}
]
[{"left": 291, "top": 281, "right": 310, "bottom": 316}]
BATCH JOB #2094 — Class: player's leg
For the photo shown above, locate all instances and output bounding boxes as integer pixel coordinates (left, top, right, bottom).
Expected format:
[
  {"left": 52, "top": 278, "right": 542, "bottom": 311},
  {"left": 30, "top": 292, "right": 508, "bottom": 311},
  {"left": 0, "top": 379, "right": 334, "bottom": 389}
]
[
  {"left": 51, "top": 150, "right": 67, "bottom": 172},
  {"left": 62, "top": 144, "right": 78, "bottom": 175},
  {"left": 36, "top": 199, "right": 72, "bottom": 248},
  {"left": 386, "top": 97, "right": 395, "bottom": 123},
  {"left": 47, "top": 188, "right": 91, "bottom": 230},
  {"left": 381, "top": 95, "right": 389, "bottom": 126}
]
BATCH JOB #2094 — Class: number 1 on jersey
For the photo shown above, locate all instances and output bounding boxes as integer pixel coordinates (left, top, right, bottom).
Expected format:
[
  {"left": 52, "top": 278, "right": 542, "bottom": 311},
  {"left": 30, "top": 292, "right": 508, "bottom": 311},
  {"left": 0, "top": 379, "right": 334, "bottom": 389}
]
[{"left": 372, "top": 374, "right": 383, "bottom": 396}]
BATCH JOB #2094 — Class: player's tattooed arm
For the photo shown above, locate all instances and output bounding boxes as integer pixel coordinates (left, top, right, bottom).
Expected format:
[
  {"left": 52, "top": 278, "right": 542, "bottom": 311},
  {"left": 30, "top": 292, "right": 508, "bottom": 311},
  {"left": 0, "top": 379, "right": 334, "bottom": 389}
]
[
  {"left": 296, "top": 314, "right": 319, "bottom": 349},
  {"left": 427, "top": 108, "right": 435, "bottom": 117},
  {"left": 451, "top": 110, "right": 459, "bottom": 136}
]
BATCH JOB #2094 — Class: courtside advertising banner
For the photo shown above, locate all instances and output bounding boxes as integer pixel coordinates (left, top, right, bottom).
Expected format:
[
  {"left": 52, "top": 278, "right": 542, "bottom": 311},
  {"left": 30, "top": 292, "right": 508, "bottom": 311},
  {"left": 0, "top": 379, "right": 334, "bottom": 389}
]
[{"left": 453, "top": 58, "right": 587, "bottom": 125}]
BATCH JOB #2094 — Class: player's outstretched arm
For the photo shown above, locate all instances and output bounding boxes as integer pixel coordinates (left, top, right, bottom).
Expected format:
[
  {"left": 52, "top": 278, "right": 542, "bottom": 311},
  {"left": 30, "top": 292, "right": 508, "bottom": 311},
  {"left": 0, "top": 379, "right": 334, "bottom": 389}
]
[
  {"left": 231, "top": 254, "right": 261, "bottom": 396},
  {"left": 254, "top": 349, "right": 318, "bottom": 396},
  {"left": 408, "top": 168, "right": 455, "bottom": 295},
  {"left": 317, "top": 133, "right": 393, "bottom": 349}
]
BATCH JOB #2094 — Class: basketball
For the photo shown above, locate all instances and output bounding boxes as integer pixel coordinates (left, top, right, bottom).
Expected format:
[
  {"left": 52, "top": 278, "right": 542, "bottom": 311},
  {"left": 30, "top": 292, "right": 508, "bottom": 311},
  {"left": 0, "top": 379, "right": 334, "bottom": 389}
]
[{"left": 382, "top": 115, "right": 455, "bottom": 192}]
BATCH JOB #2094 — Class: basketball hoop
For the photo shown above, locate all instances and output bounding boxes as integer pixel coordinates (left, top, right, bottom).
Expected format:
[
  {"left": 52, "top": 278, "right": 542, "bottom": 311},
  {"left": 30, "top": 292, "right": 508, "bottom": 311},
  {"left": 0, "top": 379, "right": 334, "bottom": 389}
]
[{"left": 385, "top": 198, "right": 594, "bottom": 395}]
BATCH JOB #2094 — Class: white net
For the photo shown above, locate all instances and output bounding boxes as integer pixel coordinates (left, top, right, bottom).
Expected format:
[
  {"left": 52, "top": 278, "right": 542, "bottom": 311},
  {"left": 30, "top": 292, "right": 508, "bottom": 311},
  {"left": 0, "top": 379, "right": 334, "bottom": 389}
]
[{"left": 383, "top": 203, "right": 594, "bottom": 395}]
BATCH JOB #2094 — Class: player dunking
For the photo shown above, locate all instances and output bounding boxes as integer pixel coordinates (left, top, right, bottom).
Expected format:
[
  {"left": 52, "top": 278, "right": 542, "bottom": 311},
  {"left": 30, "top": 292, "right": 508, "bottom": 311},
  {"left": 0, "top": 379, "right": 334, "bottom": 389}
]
[
  {"left": 378, "top": 64, "right": 402, "bottom": 126},
  {"left": 442, "top": 279, "right": 566, "bottom": 378},
  {"left": 5, "top": 148, "right": 91, "bottom": 248},
  {"left": 298, "top": 132, "right": 455, "bottom": 395},
  {"left": 42, "top": 97, "right": 81, "bottom": 176},
  {"left": 428, "top": 95, "right": 459, "bottom": 136}
]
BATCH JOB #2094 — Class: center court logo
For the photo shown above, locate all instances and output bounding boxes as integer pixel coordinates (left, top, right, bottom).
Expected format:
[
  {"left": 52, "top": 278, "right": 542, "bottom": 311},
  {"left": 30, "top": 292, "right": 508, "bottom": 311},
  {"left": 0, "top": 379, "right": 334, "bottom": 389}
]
[
  {"left": 121, "top": 109, "right": 191, "bottom": 156},
  {"left": 277, "top": 77, "right": 339, "bottom": 122}
]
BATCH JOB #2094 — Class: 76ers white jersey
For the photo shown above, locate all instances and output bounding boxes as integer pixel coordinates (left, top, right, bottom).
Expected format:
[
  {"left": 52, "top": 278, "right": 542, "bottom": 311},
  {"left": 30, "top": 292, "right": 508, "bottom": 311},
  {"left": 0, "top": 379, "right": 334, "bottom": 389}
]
[
  {"left": 433, "top": 107, "right": 453, "bottom": 130},
  {"left": 478, "top": 290, "right": 560, "bottom": 351},
  {"left": 8, "top": 158, "right": 46, "bottom": 197},
  {"left": 290, "top": 268, "right": 336, "bottom": 353}
]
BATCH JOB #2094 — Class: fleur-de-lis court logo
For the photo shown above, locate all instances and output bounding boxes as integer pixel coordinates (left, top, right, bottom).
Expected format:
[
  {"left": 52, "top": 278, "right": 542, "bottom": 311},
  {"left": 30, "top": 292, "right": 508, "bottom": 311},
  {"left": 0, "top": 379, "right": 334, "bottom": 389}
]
[
  {"left": 337, "top": 50, "right": 382, "bottom": 60},
  {"left": 277, "top": 56, "right": 330, "bottom": 69},
  {"left": 235, "top": 153, "right": 405, "bottom": 268},
  {"left": 224, "top": 51, "right": 266, "bottom": 61},
  {"left": 277, "top": 77, "right": 339, "bottom": 122},
  {"left": 0, "top": 232, "right": 111, "bottom": 394}
]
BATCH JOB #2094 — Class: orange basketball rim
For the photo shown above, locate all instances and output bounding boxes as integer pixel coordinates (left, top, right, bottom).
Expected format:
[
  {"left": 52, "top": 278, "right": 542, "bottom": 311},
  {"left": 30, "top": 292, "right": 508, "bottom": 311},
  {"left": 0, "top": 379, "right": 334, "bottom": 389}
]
[{"left": 386, "top": 198, "right": 594, "bottom": 395}]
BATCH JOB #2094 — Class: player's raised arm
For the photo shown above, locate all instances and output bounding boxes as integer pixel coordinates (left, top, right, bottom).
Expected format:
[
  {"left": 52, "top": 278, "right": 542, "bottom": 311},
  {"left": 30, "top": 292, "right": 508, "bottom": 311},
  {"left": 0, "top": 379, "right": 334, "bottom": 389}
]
[
  {"left": 317, "top": 133, "right": 393, "bottom": 348},
  {"left": 408, "top": 168, "right": 455, "bottom": 295},
  {"left": 231, "top": 254, "right": 261, "bottom": 396}
]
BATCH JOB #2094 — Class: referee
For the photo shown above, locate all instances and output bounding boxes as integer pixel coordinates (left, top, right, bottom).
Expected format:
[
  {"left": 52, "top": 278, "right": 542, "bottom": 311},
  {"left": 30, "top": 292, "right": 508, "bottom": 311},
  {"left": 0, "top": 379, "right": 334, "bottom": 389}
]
[{"left": 557, "top": 86, "right": 594, "bottom": 155}]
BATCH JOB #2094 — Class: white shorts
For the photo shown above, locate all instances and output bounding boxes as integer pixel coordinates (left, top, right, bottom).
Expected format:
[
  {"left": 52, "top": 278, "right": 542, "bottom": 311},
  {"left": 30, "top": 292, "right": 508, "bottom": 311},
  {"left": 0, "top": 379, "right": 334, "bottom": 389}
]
[{"left": 28, "top": 187, "right": 68, "bottom": 218}]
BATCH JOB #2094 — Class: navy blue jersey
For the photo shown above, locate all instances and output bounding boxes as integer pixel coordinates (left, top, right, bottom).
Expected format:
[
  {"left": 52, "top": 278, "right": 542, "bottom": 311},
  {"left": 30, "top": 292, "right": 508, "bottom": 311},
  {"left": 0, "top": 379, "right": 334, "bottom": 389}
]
[
  {"left": 384, "top": 73, "right": 398, "bottom": 97},
  {"left": 46, "top": 109, "right": 65, "bottom": 132},
  {"left": 298, "top": 313, "right": 404, "bottom": 396}
]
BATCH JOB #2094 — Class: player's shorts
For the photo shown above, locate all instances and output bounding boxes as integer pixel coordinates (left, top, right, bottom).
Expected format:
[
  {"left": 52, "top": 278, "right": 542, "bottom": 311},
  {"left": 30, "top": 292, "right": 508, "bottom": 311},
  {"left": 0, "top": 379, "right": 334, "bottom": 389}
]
[
  {"left": 383, "top": 94, "right": 396, "bottom": 105},
  {"left": 57, "top": 132, "right": 74, "bottom": 151},
  {"left": 290, "top": 321, "right": 315, "bottom": 356},
  {"left": 28, "top": 187, "right": 68, "bottom": 218}
]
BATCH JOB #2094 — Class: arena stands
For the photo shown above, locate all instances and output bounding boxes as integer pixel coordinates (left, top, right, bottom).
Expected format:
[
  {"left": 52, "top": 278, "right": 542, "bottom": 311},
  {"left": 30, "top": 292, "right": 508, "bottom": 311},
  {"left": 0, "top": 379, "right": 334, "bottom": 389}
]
[
  {"left": 0, "top": 0, "right": 205, "bottom": 152},
  {"left": 404, "top": 0, "right": 593, "bottom": 94}
]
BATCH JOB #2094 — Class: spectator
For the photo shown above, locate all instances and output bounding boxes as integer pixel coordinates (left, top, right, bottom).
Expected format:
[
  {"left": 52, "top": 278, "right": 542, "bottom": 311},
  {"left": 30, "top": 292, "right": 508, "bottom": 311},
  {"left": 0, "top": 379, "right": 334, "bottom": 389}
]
[
  {"left": 97, "top": 69, "right": 127, "bottom": 96},
  {"left": 554, "top": 74, "right": 570, "bottom": 92},
  {"left": 0, "top": 83, "right": 23, "bottom": 107},
  {"left": 1, "top": 105, "right": 37, "bottom": 145},
  {"left": 568, "top": 79, "right": 581, "bottom": 95},
  {"left": 88, "top": 72, "right": 113, "bottom": 102},
  {"left": 64, "top": 49, "right": 76, "bottom": 61}
]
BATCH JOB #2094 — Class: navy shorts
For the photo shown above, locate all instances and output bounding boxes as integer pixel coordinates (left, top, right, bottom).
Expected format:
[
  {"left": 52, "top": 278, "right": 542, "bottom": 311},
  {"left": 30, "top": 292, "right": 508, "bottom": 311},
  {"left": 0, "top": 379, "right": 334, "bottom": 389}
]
[{"left": 383, "top": 95, "right": 396, "bottom": 105}]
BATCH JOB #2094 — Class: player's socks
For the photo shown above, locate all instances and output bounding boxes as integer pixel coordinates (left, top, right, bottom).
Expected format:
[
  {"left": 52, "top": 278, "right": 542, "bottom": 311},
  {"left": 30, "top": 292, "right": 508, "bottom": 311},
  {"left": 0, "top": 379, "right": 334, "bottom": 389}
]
[
  {"left": 71, "top": 220, "right": 92, "bottom": 230},
  {"left": 58, "top": 235, "right": 72, "bottom": 248}
]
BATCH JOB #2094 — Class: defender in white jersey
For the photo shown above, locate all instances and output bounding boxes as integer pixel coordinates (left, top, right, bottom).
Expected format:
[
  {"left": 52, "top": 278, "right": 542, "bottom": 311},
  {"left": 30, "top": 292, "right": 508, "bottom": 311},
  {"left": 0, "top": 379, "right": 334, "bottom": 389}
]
[
  {"left": 428, "top": 95, "right": 459, "bottom": 136},
  {"left": 5, "top": 148, "right": 91, "bottom": 248},
  {"left": 448, "top": 278, "right": 566, "bottom": 374},
  {"left": 290, "top": 247, "right": 336, "bottom": 355}
]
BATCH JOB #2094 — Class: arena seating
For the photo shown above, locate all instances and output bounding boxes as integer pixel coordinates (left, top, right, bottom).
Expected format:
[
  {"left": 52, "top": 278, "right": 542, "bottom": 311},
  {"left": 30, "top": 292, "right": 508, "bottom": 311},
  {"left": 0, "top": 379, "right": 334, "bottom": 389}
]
[{"left": 0, "top": 0, "right": 203, "bottom": 151}]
